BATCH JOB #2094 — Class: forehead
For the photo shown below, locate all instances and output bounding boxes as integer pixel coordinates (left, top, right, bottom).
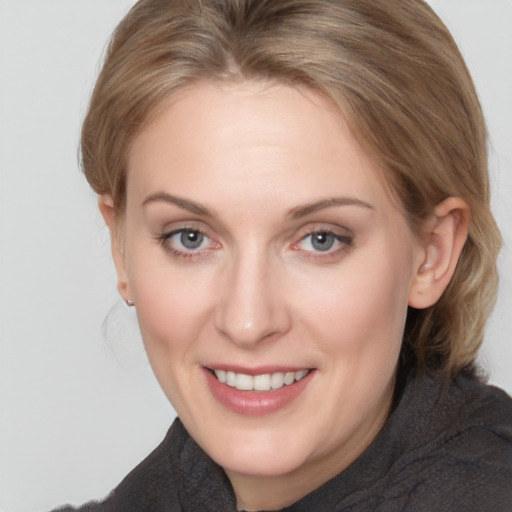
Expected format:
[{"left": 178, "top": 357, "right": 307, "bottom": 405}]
[{"left": 126, "top": 80, "right": 398, "bottom": 218}]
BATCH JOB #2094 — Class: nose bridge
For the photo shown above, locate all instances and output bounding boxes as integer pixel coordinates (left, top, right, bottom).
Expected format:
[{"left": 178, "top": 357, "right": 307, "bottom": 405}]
[{"left": 215, "top": 242, "right": 288, "bottom": 347}]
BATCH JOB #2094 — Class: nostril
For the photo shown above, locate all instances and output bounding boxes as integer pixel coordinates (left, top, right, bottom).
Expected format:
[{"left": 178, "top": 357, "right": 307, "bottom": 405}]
[{"left": 214, "top": 264, "right": 292, "bottom": 346}]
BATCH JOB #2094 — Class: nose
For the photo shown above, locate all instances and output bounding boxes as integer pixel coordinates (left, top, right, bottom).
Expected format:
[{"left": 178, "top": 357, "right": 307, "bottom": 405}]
[{"left": 214, "top": 247, "right": 291, "bottom": 348}]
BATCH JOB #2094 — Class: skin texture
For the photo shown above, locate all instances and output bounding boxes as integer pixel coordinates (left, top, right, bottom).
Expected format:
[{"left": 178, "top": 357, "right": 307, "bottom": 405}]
[{"left": 100, "top": 81, "right": 469, "bottom": 511}]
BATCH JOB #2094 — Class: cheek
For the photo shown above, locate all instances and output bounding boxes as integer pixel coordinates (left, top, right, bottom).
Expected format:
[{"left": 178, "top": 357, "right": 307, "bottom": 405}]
[
  {"left": 129, "top": 260, "right": 215, "bottom": 356},
  {"left": 297, "top": 248, "right": 412, "bottom": 358},
  {"left": 128, "top": 263, "right": 218, "bottom": 413}
]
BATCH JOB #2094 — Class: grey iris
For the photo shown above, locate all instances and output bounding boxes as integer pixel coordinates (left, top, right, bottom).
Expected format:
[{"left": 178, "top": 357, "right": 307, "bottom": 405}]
[
  {"left": 311, "top": 232, "right": 335, "bottom": 251},
  {"left": 181, "top": 230, "right": 204, "bottom": 249}
]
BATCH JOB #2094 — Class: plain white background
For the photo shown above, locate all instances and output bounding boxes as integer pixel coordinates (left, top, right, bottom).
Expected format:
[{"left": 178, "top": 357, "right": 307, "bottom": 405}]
[{"left": 0, "top": 1, "right": 510, "bottom": 511}]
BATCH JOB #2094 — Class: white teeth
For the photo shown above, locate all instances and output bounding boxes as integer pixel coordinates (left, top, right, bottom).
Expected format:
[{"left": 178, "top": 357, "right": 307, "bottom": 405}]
[
  {"left": 215, "top": 369, "right": 227, "bottom": 384},
  {"left": 236, "top": 373, "right": 254, "bottom": 391},
  {"left": 254, "top": 374, "right": 271, "bottom": 391},
  {"left": 295, "top": 369, "right": 309, "bottom": 381},
  {"left": 270, "top": 372, "right": 285, "bottom": 389},
  {"left": 213, "top": 369, "right": 310, "bottom": 391},
  {"left": 284, "top": 372, "right": 295, "bottom": 386},
  {"left": 226, "top": 371, "right": 237, "bottom": 387}
]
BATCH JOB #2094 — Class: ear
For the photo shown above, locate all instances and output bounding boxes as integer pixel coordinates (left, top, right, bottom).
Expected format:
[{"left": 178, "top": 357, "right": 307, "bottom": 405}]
[
  {"left": 408, "top": 197, "right": 470, "bottom": 309},
  {"left": 98, "top": 195, "right": 133, "bottom": 304}
]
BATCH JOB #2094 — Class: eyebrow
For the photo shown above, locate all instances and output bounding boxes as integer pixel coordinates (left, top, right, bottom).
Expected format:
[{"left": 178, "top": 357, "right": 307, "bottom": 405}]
[
  {"left": 142, "top": 192, "right": 215, "bottom": 217},
  {"left": 142, "top": 192, "right": 373, "bottom": 219},
  {"left": 286, "top": 197, "right": 374, "bottom": 219}
]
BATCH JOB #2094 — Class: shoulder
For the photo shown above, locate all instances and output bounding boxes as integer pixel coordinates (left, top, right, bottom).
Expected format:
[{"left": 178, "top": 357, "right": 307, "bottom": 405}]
[
  {"left": 382, "top": 373, "right": 512, "bottom": 512},
  {"left": 50, "top": 417, "right": 237, "bottom": 512},
  {"left": 51, "top": 419, "right": 188, "bottom": 512}
]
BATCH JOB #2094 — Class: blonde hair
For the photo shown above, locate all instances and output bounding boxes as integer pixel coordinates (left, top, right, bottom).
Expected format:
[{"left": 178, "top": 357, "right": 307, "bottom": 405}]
[{"left": 81, "top": 0, "right": 501, "bottom": 377}]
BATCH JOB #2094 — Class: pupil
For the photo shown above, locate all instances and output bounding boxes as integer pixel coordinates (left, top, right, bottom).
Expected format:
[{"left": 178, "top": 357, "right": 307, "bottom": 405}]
[
  {"left": 181, "top": 230, "right": 204, "bottom": 249},
  {"left": 312, "top": 233, "right": 335, "bottom": 251}
]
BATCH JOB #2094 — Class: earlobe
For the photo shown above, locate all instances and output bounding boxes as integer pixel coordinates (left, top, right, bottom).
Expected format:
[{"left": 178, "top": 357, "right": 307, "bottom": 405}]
[
  {"left": 408, "top": 197, "right": 470, "bottom": 309},
  {"left": 98, "top": 195, "right": 132, "bottom": 303}
]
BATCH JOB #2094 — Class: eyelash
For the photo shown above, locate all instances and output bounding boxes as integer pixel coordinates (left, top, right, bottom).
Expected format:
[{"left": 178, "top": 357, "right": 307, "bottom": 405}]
[
  {"left": 293, "top": 229, "right": 353, "bottom": 261},
  {"left": 156, "top": 227, "right": 353, "bottom": 261},
  {"left": 156, "top": 228, "right": 217, "bottom": 260}
]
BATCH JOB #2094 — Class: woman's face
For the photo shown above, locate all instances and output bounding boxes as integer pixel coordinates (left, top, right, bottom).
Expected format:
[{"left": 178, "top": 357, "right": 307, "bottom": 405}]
[{"left": 117, "top": 81, "right": 426, "bottom": 502}]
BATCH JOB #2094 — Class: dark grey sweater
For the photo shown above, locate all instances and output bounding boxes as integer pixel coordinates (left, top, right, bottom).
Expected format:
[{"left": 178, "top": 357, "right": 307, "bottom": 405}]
[{"left": 56, "top": 371, "right": 512, "bottom": 511}]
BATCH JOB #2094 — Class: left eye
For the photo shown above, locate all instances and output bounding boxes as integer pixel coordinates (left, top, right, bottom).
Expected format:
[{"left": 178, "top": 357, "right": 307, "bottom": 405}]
[{"left": 298, "top": 231, "right": 350, "bottom": 253}]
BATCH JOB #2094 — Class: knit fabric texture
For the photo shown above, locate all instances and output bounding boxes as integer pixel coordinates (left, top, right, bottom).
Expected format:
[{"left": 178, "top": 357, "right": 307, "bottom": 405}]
[{"left": 54, "top": 371, "right": 512, "bottom": 511}]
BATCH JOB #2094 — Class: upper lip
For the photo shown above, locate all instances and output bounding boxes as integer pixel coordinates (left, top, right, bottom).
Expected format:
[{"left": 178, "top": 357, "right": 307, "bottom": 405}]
[{"left": 204, "top": 365, "right": 313, "bottom": 376}]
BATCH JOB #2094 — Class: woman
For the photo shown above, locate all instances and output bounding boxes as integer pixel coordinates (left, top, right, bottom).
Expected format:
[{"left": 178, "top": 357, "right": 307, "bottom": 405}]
[{"left": 57, "top": 0, "right": 512, "bottom": 510}]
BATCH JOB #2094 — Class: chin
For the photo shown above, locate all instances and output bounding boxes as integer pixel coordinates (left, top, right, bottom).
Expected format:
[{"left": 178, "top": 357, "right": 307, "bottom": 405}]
[
  {"left": 191, "top": 418, "right": 318, "bottom": 477},
  {"left": 217, "top": 445, "right": 310, "bottom": 478}
]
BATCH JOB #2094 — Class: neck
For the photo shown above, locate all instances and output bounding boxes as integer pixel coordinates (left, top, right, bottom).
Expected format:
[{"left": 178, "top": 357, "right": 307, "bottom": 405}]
[
  {"left": 229, "top": 460, "right": 341, "bottom": 511},
  {"left": 229, "top": 412, "right": 391, "bottom": 510}
]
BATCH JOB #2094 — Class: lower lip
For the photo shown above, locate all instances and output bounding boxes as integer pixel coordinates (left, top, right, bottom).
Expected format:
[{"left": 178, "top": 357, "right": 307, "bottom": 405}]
[{"left": 203, "top": 368, "right": 314, "bottom": 416}]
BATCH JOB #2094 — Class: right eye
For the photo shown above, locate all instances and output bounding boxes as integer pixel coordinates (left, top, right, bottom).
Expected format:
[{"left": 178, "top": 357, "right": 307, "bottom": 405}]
[
  {"left": 157, "top": 228, "right": 218, "bottom": 258},
  {"left": 174, "top": 229, "right": 207, "bottom": 250}
]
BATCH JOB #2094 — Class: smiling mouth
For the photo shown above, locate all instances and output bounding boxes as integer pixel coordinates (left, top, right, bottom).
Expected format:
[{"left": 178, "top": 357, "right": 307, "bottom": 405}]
[{"left": 209, "top": 369, "right": 311, "bottom": 392}]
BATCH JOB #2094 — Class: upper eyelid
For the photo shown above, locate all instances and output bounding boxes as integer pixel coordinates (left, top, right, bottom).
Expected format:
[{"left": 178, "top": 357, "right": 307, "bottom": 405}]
[
  {"left": 297, "top": 231, "right": 352, "bottom": 246},
  {"left": 157, "top": 215, "right": 228, "bottom": 235},
  {"left": 160, "top": 226, "right": 207, "bottom": 238},
  {"left": 300, "top": 228, "right": 352, "bottom": 238},
  {"left": 295, "top": 223, "right": 354, "bottom": 239},
  {"left": 157, "top": 221, "right": 213, "bottom": 240}
]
